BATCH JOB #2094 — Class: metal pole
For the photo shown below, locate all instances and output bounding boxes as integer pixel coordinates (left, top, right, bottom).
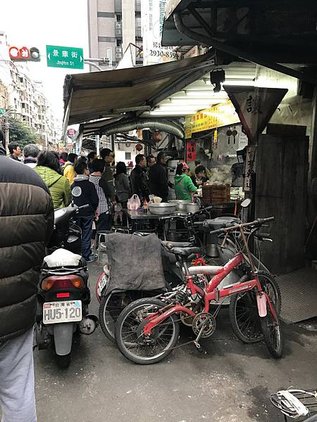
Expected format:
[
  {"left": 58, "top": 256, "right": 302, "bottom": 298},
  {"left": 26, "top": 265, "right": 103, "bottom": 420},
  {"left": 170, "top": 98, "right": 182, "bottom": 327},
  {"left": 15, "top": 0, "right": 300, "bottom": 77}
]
[
  {"left": 110, "top": 134, "right": 115, "bottom": 151},
  {"left": 4, "top": 117, "right": 9, "bottom": 149},
  {"left": 95, "top": 135, "right": 100, "bottom": 156},
  {"left": 83, "top": 60, "right": 102, "bottom": 71},
  {"left": 310, "top": 86, "right": 317, "bottom": 180},
  {"left": 77, "top": 134, "right": 83, "bottom": 154}
]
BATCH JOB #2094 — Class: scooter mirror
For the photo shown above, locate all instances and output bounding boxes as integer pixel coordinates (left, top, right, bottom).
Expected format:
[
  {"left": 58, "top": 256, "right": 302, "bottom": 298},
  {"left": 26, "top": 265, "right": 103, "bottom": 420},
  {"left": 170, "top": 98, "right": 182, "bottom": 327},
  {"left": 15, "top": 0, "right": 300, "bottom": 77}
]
[{"left": 241, "top": 198, "right": 251, "bottom": 208}]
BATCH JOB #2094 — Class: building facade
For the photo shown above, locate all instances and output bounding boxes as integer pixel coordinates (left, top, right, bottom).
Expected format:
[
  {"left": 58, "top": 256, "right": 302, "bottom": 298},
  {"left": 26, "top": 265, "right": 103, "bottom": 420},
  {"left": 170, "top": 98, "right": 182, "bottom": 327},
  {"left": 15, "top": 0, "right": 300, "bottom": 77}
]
[
  {"left": 87, "top": 0, "right": 142, "bottom": 69},
  {"left": 0, "top": 31, "right": 58, "bottom": 146}
]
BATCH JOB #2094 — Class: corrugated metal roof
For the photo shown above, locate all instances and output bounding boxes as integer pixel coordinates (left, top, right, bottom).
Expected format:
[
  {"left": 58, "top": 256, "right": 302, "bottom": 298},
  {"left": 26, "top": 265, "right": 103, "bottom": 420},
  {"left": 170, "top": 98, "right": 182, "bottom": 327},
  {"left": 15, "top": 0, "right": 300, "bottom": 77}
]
[{"left": 63, "top": 51, "right": 216, "bottom": 126}]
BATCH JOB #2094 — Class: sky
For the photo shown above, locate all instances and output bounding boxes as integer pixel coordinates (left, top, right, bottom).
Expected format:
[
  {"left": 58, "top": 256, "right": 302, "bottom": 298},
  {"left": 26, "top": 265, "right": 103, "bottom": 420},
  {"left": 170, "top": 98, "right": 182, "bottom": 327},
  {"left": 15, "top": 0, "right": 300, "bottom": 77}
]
[{"left": 0, "top": 0, "right": 89, "bottom": 123}]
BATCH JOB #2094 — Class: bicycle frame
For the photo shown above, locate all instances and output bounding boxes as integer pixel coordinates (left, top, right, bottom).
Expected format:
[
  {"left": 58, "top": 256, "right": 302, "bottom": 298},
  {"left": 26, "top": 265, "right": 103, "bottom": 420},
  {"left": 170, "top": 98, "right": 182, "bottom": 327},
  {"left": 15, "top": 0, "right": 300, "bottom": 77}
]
[{"left": 143, "top": 225, "right": 274, "bottom": 336}]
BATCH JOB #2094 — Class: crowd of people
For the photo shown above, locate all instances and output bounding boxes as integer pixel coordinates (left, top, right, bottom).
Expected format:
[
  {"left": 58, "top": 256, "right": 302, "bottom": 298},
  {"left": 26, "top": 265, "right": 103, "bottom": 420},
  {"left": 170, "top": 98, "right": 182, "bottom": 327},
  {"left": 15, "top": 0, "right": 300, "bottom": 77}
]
[
  {"left": 0, "top": 140, "right": 210, "bottom": 422},
  {"left": 4, "top": 142, "right": 209, "bottom": 262}
]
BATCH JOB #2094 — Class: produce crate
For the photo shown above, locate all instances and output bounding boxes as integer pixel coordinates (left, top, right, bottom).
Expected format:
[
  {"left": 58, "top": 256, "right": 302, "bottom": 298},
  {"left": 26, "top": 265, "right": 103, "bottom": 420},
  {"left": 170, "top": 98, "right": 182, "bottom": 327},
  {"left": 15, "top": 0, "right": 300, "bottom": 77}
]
[{"left": 202, "top": 184, "right": 231, "bottom": 204}]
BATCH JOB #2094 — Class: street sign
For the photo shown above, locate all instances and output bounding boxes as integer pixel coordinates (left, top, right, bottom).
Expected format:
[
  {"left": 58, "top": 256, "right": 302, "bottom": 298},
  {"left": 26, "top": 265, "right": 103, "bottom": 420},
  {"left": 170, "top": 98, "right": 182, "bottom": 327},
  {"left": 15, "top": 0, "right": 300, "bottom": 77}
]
[
  {"left": 0, "top": 108, "right": 5, "bottom": 116},
  {"left": 224, "top": 86, "right": 288, "bottom": 143},
  {"left": 46, "top": 45, "right": 84, "bottom": 69}
]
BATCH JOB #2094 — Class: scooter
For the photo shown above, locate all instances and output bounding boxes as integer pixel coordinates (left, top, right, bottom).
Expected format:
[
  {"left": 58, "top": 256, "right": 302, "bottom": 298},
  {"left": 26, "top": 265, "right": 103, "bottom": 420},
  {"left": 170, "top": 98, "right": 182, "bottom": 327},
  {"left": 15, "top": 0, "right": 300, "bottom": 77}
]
[{"left": 35, "top": 204, "right": 98, "bottom": 368}]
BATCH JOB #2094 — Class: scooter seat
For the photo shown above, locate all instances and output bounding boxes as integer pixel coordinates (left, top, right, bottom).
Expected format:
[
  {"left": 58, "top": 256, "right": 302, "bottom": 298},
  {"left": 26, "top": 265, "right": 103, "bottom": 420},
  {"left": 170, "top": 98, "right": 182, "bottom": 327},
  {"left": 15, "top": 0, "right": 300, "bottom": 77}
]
[
  {"left": 161, "top": 241, "right": 193, "bottom": 249},
  {"left": 169, "top": 247, "right": 201, "bottom": 257},
  {"left": 43, "top": 248, "right": 82, "bottom": 268}
]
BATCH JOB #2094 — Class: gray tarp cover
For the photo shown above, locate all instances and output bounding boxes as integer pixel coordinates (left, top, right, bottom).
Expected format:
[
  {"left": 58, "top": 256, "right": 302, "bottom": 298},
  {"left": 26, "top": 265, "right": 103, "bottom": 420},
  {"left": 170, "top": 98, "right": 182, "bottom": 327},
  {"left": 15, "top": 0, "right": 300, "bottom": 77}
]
[{"left": 105, "top": 233, "right": 166, "bottom": 294}]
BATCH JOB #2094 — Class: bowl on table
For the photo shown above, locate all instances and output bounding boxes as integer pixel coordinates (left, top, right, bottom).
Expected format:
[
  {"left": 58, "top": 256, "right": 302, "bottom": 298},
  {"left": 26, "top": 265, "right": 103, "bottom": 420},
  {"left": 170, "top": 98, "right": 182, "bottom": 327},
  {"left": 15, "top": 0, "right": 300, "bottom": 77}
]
[
  {"left": 185, "top": 203, "right": 200, "bottom": 213},
  {"left": 148, "top": 202, "right": 176, "bottom": 216},
  {"left": 168, "top": 199, "right": 191, "bottom": 212}
]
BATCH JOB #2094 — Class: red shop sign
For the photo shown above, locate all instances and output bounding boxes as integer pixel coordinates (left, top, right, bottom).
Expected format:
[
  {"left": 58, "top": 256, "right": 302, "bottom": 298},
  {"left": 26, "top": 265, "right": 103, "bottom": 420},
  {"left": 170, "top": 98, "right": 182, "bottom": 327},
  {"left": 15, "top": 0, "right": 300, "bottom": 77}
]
[{"left": 186, "top": 140, "right": 196, "bottom": 162}]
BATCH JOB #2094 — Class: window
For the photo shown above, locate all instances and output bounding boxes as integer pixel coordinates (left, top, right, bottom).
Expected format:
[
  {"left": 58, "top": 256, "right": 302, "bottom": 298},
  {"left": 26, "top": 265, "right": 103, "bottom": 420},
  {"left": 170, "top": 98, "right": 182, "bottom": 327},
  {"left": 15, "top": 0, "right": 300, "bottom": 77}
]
[{"left": 125, "top": 152, "right": 131, "bottom": 160}]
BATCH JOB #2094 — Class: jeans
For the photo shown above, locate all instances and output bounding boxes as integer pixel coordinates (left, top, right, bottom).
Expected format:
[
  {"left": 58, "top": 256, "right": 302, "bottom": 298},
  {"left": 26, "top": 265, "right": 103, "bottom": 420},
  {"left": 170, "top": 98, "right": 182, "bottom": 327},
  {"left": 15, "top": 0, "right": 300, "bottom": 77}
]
[
  {"left": 97, "top": 212, "right": 112, "bottom": 232},
  {"left": 75, "top": 215, "right": 94, "bottom": 260},
  {"left": 0, "top": 329, "right": 37, "bottom": 422}
]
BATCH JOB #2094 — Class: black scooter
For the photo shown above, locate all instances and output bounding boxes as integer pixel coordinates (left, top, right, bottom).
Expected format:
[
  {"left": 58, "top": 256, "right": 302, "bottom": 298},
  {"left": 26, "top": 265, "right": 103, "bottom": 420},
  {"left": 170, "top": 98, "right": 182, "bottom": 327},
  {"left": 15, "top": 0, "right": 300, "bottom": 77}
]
[{"left": 36, "top": 204, "right": 98, "bottom": 368}]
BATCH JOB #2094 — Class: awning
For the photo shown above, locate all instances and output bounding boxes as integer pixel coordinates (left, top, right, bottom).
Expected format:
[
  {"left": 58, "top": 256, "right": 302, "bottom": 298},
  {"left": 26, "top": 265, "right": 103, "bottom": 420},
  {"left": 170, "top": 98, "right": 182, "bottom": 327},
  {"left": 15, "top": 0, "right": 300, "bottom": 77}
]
[
  {"left": 63, "top": 51, "right": 216, "bottom": 127},
  {"left": 162, "top": 0, "right": 317, "bottom": 85}
]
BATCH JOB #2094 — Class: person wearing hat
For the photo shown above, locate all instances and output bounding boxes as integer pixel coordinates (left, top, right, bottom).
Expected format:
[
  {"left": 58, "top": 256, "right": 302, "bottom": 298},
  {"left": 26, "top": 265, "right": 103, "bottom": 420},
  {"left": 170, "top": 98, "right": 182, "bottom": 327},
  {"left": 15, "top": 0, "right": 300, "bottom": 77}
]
[{"left": 174, "top": 161, "right": 197, "bottom": 201}]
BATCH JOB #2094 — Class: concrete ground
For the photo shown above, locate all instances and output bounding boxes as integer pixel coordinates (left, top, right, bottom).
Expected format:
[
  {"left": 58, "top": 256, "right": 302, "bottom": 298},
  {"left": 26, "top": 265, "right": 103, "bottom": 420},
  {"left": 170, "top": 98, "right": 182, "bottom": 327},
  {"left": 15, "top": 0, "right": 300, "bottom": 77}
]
[{"left": 33, "top": 262, "right": 317, "bottom": 422}]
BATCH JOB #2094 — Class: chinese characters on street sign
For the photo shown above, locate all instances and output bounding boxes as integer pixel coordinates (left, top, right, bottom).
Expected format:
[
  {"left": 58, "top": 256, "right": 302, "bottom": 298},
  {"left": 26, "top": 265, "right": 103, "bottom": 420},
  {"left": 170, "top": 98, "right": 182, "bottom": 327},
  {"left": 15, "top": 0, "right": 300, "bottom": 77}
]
[{"left": 46, "top": 45, "right": 84, "bottom": 69}]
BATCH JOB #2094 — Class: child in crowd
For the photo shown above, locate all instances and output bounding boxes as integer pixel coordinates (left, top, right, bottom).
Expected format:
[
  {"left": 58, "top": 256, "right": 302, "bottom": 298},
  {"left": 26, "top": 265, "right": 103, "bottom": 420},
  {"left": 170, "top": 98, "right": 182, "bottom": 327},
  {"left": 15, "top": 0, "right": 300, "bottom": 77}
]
[{"left": 71, "top": 159, "right": 99, "bottom": 262}]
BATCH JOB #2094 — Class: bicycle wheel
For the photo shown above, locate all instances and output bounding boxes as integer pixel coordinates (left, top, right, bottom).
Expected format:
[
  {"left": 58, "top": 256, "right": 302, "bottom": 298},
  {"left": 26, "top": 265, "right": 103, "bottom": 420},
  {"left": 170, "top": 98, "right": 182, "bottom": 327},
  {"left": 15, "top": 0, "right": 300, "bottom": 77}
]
[
  {"left": 115, "top": 297, "right": 179, "bottom": 365},
  {"left": 99, "top": 291, "right": 140, "bottom": 342},
  {"left": 260, "top": 298, "right": 283, "bottom": 358},
  {"left": 229, "top": 272, "right": 281, "bottom": 343}
]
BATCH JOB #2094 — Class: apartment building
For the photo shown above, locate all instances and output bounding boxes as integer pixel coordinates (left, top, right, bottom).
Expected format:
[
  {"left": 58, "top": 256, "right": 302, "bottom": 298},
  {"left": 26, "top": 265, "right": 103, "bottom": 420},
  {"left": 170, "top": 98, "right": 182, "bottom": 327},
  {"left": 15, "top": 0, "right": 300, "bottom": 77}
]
[
  {"left": 87, "top": 0, "right": 142, "bottom": 69},
  {"left": 0, "top": 31, "right": 58, "bottom": 146}
]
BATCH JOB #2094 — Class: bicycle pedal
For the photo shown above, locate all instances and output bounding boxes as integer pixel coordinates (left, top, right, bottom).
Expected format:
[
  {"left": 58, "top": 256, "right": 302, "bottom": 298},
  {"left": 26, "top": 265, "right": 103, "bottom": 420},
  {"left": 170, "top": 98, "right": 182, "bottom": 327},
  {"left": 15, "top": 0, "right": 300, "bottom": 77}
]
[{"left": 194, "top": 341, "right": 207, "bottom": 354}]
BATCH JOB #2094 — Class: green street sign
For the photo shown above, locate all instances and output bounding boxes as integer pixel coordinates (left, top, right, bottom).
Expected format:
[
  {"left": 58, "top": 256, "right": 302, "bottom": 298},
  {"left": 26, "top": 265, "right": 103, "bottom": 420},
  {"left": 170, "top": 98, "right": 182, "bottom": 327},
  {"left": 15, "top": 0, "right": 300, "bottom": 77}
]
[
  {"left": 0, "top": 108, "right": 5, "bottom": 116},
  {"left": 46, "top": 45, "right": 84, "bottom": 69}
]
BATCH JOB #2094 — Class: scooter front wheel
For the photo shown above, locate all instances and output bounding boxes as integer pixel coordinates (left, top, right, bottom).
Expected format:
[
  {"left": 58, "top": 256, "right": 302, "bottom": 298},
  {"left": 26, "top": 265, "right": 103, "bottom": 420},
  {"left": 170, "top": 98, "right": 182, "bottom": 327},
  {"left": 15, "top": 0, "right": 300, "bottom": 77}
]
[
  {"left": 115, "top": 298, "right": 179, "bottom": 365},
  {"left": 55, "top": 352, "right": 71, "bottom": 369}
]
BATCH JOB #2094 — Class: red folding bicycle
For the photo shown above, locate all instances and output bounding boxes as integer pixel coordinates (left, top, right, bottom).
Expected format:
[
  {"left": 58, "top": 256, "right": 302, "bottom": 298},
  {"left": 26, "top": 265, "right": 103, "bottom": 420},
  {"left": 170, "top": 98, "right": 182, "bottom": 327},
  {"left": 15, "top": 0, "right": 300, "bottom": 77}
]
[{"left": 115, "top": 217, "right": 283, "bottom": 364}]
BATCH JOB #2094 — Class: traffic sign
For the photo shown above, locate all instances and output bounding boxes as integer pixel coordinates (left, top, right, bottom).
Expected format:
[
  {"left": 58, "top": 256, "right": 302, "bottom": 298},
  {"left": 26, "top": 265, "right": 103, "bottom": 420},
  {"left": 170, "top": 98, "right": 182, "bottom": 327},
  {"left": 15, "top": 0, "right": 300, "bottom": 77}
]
[
  {"left": 0, "top": 108, "right": 5, "bottom": 116},
  {"left": 46, "top": 45, "right": 84, "bottom": 69},
  {"left": 67, "top": 128, "right": 77, "bottom": 139}
]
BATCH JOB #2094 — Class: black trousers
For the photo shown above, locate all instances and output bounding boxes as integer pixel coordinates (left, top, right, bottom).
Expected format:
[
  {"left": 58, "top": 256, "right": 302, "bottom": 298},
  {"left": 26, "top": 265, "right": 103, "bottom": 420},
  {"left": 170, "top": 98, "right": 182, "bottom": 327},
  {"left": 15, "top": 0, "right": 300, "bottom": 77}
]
[{"left": 75, "top": 215, "right": 94, "bottom": 260}]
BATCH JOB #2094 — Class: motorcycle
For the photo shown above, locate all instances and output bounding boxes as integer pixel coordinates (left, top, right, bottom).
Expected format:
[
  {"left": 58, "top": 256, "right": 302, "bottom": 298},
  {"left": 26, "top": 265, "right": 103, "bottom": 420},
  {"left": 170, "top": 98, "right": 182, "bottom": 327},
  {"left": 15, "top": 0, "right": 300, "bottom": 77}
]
[{"left": 35, "top": 204, "right": 98, "bottom": 368}]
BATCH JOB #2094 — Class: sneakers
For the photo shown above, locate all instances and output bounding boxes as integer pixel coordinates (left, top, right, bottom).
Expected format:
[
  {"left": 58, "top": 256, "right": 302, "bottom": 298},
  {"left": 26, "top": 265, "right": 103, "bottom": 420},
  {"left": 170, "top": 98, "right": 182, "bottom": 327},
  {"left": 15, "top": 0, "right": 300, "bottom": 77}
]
[{"left": 86, "top": 253, "right": 98, "bottom": 263}]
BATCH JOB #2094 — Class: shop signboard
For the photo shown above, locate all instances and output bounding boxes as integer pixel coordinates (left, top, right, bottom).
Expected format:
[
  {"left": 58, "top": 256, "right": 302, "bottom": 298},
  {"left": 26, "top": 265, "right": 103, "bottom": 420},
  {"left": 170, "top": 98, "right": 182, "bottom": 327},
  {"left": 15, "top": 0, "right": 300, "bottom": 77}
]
[
  {"left": 186, "top": 140, "right": 196, "bottom": 162},
  {"left": 185, "top": 101, "right": 239, "bottom": 139},
  {"left": 141, "top": 0, "right": 177, "bottom": 65},
  {"left": 67, "top": 128, "right": 77, "bottom": 139},
  {"left": 243, "top": 145, "right": 256, "bottom": 192},
  {"left": 224, "top": 86, "right": 288, "bottom": 143}
]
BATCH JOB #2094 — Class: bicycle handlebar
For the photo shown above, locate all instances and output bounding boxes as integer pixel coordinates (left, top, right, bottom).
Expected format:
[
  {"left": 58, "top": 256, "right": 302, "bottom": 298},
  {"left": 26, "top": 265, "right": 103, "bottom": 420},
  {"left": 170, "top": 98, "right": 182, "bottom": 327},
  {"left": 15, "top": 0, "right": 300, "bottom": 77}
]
[{"left": 208, "top": 217, "right": 274, "bottom": 235}]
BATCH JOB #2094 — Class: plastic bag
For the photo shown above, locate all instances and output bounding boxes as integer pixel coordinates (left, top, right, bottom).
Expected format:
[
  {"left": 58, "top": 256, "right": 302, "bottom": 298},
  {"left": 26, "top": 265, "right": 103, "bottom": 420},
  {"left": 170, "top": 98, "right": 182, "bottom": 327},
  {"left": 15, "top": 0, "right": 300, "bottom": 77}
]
[
  {"left": 127, "top": 194, "right": 141, "bottom": 210},
  {"left": 149, "top": 194, "right": 162, "bottom": 204}
]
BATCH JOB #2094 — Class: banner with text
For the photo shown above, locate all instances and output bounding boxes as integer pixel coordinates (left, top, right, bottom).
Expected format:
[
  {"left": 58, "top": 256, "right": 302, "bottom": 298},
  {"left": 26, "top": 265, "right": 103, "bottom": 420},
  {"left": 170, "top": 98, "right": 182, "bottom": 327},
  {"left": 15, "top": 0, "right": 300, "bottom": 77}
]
[{"left": 185, "top": 101, "right": 239, "bottom": 139}]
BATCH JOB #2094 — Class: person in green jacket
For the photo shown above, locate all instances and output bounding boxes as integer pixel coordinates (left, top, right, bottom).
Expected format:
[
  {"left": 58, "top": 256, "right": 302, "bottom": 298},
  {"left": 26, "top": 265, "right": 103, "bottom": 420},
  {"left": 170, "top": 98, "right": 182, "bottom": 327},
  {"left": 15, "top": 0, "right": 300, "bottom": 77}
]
[
  {"left": 35, "top": 151, "right": 72, "bottom": 209},
  {"left": 174, "top": 161, "right": 197, "bottom": 200}
]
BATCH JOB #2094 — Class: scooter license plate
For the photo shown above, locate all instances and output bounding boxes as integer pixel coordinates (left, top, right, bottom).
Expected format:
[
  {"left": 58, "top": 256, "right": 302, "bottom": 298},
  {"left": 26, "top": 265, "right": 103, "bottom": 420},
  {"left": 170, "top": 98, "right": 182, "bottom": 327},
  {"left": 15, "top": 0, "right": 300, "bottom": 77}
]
[{"left": 43, "top": 300, "right": 82, "bottom": 325}]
